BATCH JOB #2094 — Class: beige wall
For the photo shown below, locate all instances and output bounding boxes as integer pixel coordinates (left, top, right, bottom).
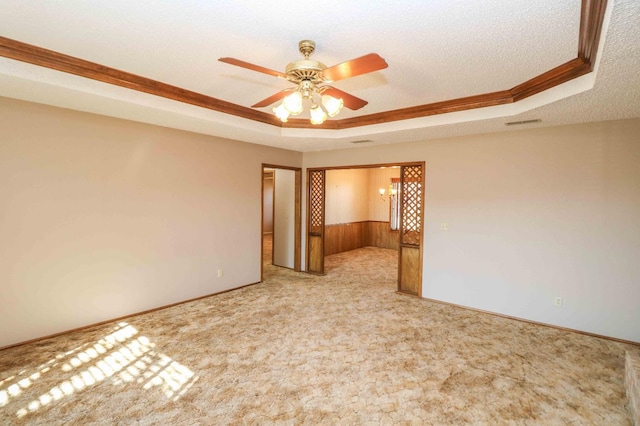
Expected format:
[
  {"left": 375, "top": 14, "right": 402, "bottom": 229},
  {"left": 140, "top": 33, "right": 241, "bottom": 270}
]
[
  {"left": 325, "top": 169, "right": 369, "bottom": 225},
  {"left": 368, "top": 167, "right": 401, "bottom": 222},
  {"left": 2, "top": 95, "right": 638, "bottom": 345},
  {"left": 304, "top": 118, "right": 640, "bottom": 342},
  {"left": 325, "top": 168, "right": 401, "bottom": 225},
  {"left": 0, "top": 97, "right": 301, "bottom": 347}
]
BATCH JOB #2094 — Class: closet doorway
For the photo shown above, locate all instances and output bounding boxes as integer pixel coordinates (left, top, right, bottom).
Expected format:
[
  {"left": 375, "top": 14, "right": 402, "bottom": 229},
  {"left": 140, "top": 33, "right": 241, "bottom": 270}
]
[{"left": 262, "top": 164, "right": 302, "bottom": 281}]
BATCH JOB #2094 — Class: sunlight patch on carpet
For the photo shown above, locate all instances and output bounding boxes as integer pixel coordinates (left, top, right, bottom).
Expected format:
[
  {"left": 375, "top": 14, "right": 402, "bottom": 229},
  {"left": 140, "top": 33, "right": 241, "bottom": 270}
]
[{"left": 0, "top": 322, "right": 198, "bottom": 419}]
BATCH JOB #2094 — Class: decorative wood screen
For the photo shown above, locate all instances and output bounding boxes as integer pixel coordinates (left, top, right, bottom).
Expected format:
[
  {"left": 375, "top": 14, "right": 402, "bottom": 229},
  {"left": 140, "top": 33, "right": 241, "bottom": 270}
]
[
  {"left": 400, "top": 165, "right": 423, "bottom": 246},
  {"left": 398, "top": 164, "right": 424, "bottom": 296},
  {"left": 307, "top": 169, "right": 325, "bottom": 274},
  {"left": 308, "top": 170, "right": 324, "bottom": 235}
]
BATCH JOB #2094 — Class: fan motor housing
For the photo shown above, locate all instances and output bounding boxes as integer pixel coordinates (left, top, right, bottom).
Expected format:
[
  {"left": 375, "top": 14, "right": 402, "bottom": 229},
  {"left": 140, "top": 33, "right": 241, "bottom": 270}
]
[{"left": 285, "top": 59, "right": 327, "bottom": 83}]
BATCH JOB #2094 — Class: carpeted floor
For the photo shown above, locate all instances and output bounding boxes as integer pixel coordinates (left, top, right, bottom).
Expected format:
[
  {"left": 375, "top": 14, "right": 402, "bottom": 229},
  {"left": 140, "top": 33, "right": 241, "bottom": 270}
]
[{"left": 0, "top": 239, "right": 636, "bottom": 424}]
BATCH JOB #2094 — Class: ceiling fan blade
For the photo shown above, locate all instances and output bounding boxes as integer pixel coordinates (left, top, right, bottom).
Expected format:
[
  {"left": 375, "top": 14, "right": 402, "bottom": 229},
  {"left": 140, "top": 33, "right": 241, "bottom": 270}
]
[
  {"left": 218, "top": 57, "right": 288, "bottom": 79},
  {"left": 251, "top": 89, "right": 293, "bottom": 108},
  {"left": 322, "top": 87, "right": 368, "bottom": 110},
  {"left": 322, "top": 53, "right": 388, "bottom": 82}
]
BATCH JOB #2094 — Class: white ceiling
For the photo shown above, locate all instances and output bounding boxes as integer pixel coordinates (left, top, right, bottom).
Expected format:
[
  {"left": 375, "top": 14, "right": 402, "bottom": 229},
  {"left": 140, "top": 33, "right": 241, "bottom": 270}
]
[{"left": 1, "top": 0, "right": 639, "bottom": 152}]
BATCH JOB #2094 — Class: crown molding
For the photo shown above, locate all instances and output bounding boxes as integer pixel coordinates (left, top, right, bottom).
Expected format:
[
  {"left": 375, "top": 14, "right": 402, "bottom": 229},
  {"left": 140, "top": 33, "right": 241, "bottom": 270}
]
[{"left": 0, "top": 0, "right": 607, "bottom": 130}]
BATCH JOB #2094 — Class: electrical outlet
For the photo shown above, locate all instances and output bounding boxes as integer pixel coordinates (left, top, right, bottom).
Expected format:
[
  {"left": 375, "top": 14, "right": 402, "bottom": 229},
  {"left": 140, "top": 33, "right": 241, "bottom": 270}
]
[
  {"left": 217, "top": 269, "right": 223, "bottom": 278},
  {"left": 441, "top": 223, "right": 449, "bottom": 231},
  {"left": 554, "top": 297, "right": 563, "bottom": 307}
]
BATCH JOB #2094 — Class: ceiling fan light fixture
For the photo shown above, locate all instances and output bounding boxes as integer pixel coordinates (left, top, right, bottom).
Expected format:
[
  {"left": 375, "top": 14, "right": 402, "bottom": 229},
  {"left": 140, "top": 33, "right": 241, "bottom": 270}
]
[
  {"left": 309, "top": 104, "right": 328, "bottom": 125},
  {"left": 220, "top": 40, "right": 387, "bottom": 126},
  {"left": 273, "top": 103, "right": 290, "bottom": 122},
  {"left": 321, "top": 94, "right": 343, "bottom": 117},
  {"left": 283, "top": 91, "right": 303, "bottom": 115}
]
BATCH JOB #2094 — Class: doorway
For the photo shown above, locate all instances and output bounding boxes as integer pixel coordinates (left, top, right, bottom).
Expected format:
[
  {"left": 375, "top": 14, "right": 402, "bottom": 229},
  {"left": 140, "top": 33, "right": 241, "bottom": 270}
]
[
  {"left": 306, "top": 162, "right": 425, "bottom": 296},
  {"left": 261, "top": 164, "right": 302, "bottom": 281}
]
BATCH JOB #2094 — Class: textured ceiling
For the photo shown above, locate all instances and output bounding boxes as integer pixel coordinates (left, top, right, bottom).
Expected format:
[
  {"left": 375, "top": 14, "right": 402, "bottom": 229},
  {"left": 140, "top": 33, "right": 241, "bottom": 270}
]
[{"left": 1, "top": 0, "right": 639, "bottom": 152}]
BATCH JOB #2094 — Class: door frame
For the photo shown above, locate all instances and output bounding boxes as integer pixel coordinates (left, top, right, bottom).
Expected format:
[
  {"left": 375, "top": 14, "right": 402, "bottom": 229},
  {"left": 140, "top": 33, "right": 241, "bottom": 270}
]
[
  {"left": 305, "top": 162, "right": 425, "bottom": 296},
  {"left": 261, "top": 164, "right": 302, "bottom": 281}
]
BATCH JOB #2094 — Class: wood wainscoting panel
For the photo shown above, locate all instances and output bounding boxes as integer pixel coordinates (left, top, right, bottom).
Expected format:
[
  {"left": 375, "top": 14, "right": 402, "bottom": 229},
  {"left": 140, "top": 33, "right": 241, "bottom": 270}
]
[
  {"left": 324, "top": 221, "right": 399, "bottom": 256},
  {"left": 365, "top": 221, "right": 400, "bottom": 250},
  {"left": 324, "top": 222, "right": 366, "bottom": 256}
]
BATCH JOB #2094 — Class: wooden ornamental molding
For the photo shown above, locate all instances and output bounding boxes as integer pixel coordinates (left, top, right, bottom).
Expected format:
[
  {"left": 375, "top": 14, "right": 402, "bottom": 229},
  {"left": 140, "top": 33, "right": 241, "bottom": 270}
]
[
  {"left": 0, "top": 0, "right": 607, "bottom": 130},
  {"left": 0, "top": 35, "right": 281, "bottom": 127},
  {"left": 579, "top": 0, "right": 608, "bottom": 67}
]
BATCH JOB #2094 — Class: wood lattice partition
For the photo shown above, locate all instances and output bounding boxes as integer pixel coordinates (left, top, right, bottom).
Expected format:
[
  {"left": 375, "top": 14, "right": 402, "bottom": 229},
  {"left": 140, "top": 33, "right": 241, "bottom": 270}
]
[
  {"left": 305, "top": 162, "right": 424, "bottom": 283},
  {"left": 398, "top": 164, "right": 424, "bottom": 296},
  {"left": 307, "top": 169, "right": 325, "bottom": 274},
  {"left": 400, "top": 165, "right": 423, "bottom": 246}
]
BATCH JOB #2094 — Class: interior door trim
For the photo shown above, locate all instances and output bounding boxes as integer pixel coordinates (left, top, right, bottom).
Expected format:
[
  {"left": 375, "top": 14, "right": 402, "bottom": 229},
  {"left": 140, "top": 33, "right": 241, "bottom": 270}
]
[
  {"left": 261, "top": 164, "right": 302, "bottom": 281},
  {"left": 305, "top": 162, "right": 424, "bottom": 293}
]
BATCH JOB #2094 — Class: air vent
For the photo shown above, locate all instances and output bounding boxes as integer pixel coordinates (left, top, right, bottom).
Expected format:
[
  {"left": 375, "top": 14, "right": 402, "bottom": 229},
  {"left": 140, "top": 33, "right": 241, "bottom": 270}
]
[
  {"left": 505, "top": 119, "right": 542, "bottom": 126},
  {"left": 350, "top": 139, "right": 373, "bottom": 144}
]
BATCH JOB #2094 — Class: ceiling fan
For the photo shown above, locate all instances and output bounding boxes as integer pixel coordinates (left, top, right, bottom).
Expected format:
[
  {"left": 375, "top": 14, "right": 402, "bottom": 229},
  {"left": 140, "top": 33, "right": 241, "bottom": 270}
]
[{"left": 219, "top": 40, "right": 388, "bottom": 124}]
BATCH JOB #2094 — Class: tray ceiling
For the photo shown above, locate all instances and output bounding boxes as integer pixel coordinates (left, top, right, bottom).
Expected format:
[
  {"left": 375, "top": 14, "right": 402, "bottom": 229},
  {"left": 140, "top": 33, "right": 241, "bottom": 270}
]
[{"left": 1, "top": 0, "right": 639, "bottom": 151}]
